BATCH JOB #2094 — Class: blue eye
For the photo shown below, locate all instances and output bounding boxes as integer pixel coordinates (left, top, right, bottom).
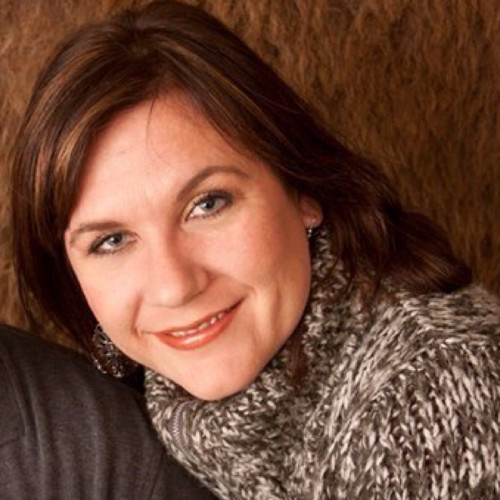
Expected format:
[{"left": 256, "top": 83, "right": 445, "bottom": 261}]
[
  {"left": 89, "top": 232, "right": 130, "bottom": 255},
  {"left": 188, "top": 191, "right": 232, "bottom": 220}
]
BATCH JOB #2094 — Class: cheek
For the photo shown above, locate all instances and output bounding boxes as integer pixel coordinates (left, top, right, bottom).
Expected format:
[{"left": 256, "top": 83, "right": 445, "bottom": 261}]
[
  {"left": 71, "top": 262, "right": 140, "bottom": 335},
  {"left": 215, "top": 207, "right": 311, "bottom": 298}
]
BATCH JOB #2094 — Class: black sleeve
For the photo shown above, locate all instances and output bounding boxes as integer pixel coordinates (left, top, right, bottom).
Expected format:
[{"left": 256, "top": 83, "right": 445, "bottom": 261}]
[{"left": 0, "top": 323, "right": 216, "bottom": 500}]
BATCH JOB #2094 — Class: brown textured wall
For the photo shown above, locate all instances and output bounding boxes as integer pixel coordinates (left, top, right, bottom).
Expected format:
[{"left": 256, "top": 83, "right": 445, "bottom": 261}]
[{"left": 1, "top": 0, "right": 499, "bottom": 343}]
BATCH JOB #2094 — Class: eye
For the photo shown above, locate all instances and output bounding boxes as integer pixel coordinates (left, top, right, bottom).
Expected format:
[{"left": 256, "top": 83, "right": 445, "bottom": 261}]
[
  {"left": 89, "top": 231, "right": 132, "bottom": 256},
  {"left": 187, "top": 191, "right": 233, "bottom": 220}
]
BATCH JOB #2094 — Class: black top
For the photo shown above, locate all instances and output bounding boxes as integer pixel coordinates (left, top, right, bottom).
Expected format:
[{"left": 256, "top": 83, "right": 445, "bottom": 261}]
[{"left": 0, "top": 323, "right": 216, "bottom": 500}]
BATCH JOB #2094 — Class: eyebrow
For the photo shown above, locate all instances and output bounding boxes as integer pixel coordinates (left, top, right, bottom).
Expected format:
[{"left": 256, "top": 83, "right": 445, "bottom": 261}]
[
  {"left": 67, "top": 221, "right": 124, "bottom": 247},
  {"left": 67, "top": 165, "right": 249, "bottom": 247},
  {"left": 175, "top": 164, "right": 249, "bottom": 202}
]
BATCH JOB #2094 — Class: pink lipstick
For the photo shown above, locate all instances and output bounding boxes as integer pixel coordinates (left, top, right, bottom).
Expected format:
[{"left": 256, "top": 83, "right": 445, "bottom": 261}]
[{"left": 152, "top": 302, "right": 239, "bottom": 350}]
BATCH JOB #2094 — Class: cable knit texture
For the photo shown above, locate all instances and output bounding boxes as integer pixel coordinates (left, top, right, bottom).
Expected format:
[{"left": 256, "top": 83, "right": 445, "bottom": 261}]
[{"left": 145, "top": 230, "right": 500, "bottom": 499}]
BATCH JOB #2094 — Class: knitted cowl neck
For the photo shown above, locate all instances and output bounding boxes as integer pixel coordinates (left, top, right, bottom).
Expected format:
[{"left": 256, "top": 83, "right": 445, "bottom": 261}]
[{"left": 145, "top": 229, "right": 363, "bottom": 499}]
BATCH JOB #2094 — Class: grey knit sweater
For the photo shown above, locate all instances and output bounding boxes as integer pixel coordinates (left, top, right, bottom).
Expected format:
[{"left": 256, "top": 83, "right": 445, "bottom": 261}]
[{"left": 146, "top": 232, "right": 500, "bottom": 499}]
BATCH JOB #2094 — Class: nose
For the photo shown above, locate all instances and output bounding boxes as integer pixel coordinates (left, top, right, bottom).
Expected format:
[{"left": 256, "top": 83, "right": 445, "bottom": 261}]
[{"left": 143, "top": 237, "right": 209, "bottom": 308}]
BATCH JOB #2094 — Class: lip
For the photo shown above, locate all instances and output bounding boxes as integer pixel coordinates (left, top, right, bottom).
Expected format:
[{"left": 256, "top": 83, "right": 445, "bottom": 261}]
[{"left": 150, "top": 302, "right": 240, "bottom": 351}]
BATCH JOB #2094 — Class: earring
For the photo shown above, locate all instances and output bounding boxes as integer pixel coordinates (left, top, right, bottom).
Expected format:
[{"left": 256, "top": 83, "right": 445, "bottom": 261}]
[
  {"left": 307, "top": 219, "right": 320, "bottom": 239},
  {"left": 91, "top": 324, "right": 138, "bottom": 378}
]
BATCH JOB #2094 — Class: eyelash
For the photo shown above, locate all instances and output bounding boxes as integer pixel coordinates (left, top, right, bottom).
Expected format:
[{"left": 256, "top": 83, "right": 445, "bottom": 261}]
[
  {"left": 186, "top": 190, "right": 233, "bottom": 220},
  {"left": 89, "top": 232, "right": 130, "bottom": 256},
  {"left": 88, "top": 190, "right": 233, "bottom": 256}
]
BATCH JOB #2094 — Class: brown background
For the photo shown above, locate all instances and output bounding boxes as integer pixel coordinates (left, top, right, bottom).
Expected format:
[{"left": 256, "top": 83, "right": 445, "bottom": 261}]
[{"left": 1, "top": 0, "right": 499, "bottom": 344}]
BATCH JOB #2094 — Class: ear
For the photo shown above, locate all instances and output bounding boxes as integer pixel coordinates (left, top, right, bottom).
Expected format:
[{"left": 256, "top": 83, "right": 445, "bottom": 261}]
[{"left": 297, "top": 194, "right": 323, "bottom": 229}]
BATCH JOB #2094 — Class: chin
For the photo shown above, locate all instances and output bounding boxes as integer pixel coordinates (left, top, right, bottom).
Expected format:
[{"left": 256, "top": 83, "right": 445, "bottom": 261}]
[
  {"left": 184, "top": 372, "right": 257, "bottom": 401},
  {"left": 187, "top": 383, "right": 247, "bottom": 402}
]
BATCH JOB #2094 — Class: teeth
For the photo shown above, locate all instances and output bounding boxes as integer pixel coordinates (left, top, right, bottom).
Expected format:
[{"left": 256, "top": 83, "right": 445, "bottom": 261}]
[{"left": 168, "top": 311, "right": 225, "bottom": 338}]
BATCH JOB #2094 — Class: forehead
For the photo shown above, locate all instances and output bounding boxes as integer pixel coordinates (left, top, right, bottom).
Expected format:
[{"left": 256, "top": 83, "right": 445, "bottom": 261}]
[
  {"left": 69, "top": 94, "right": 271, "bottom": 217},
  {"left": 88, "top": 96, "right": 224, "bottom": 170},
  {"left": 83, "top": 96, "right": 228, "bottom": 177}
]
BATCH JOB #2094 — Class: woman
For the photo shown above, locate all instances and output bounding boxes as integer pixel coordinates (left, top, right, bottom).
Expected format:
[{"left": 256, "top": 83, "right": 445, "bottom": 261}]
[{"left": 11, "top": 1, "right": 500, "bottom": 498}]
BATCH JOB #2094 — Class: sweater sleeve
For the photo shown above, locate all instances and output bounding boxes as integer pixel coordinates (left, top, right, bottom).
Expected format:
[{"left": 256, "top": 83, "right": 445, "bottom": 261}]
[{"left": 318, "top": 337, "right": 500, "bottom": 499}]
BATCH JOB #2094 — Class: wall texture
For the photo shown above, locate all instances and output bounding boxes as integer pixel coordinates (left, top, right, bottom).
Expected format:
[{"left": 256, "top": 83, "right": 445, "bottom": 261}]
[{"left": 1, "top": 0, "right": 499, "bottom": 344}]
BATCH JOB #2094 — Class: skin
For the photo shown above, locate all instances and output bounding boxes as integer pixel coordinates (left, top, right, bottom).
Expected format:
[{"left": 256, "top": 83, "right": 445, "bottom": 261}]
[{"left": 65, "top": 94, "right": 322, "bottom": 400}]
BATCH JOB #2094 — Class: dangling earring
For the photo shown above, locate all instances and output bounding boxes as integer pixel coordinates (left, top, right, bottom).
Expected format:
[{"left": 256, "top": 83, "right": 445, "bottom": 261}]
[{"left": 91, "top": 324, "right": 138, "bottom": 378}]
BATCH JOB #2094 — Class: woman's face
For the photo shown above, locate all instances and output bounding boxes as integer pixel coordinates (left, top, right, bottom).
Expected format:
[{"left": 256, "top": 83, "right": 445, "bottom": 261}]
[{"left": 65, "top": 95, "right": 321, "bottom": 400}]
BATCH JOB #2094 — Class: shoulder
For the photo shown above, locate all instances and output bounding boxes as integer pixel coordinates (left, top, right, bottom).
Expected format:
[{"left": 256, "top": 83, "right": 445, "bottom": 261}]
[
  {"left": 370, "top": 283, "right": 500, "bottom": 344},
  {"left": 345, "top": 284, "right": 500, "bottom": 390},
  {"left": 318, "top": 284, "right": 500, "bottom": 412},
  {"left": 315, "top": 285, "right": 500, "bottom": 498},
  {"left": 394, "top": 284, "right": 500, "bottom": 336},
  {"left": 372, "top": 285, "right": 500, "bottom": 391},
  {"left": 0, "top": 322, "right": 150, "bottom": 428},
  {"left": 0, "top": 323, "right": 215, "bottom": 500}
]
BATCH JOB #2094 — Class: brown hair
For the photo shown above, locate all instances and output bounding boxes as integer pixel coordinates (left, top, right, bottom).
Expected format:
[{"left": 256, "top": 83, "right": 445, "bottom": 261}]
[{"left": 11, "top": 0, "right": 471, "bottom": 357}]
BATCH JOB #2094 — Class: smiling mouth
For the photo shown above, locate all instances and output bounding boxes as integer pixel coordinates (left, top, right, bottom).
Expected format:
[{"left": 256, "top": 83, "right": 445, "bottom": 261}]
[
  {"left": 166, "top": 309, "right": 229, "bottom": 337},
  {"left": 151, "top": 302, "right": 240, "bottom": 350}
]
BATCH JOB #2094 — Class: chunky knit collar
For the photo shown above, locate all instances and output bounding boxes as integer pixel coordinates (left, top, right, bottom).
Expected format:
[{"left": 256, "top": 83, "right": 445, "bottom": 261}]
[{"left": 145, "top": 229, "right": 362, "bottom": 499}]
